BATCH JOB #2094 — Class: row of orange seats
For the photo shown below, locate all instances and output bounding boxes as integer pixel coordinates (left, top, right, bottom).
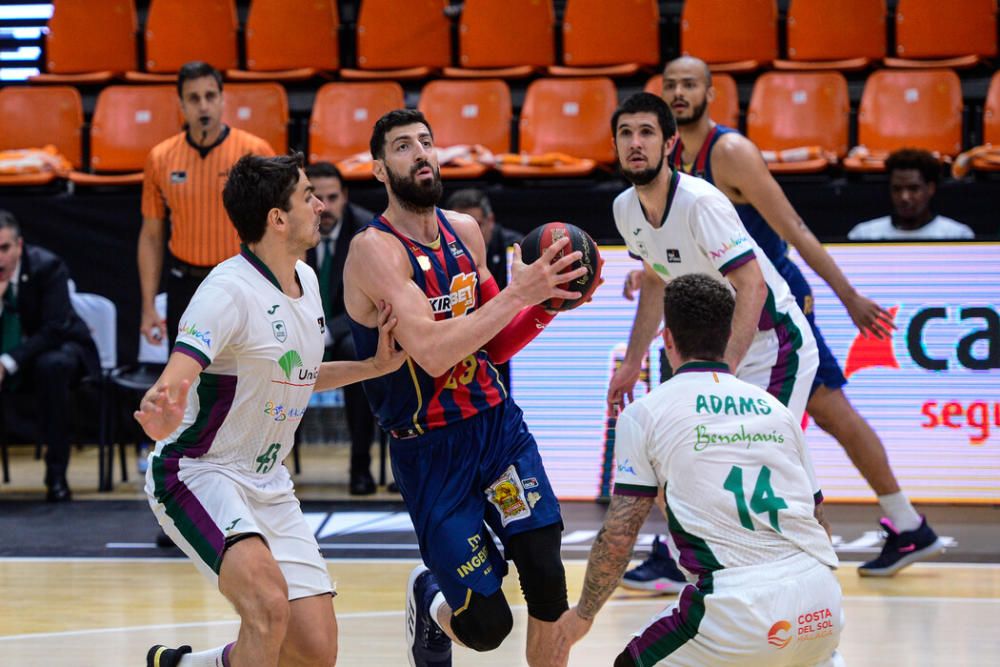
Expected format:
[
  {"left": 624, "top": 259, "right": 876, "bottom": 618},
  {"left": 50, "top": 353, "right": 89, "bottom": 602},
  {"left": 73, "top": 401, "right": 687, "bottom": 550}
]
[
  {"left": 2, "top": 70, "right": 998, "bottom": 186},
  {"left": 29, "top": 0, "right": 999, "bottom": 86}
]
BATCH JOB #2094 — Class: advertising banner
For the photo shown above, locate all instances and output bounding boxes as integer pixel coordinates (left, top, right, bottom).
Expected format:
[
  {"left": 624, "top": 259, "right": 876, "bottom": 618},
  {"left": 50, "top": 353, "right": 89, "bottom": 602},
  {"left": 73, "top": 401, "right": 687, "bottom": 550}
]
[{"left": 511, "top": 244, "right": 1000, "bottom": 503}]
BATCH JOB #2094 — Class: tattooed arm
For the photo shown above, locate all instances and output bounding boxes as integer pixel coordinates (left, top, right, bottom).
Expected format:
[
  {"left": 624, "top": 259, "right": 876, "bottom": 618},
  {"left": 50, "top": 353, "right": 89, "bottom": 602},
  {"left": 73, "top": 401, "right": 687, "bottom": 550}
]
[
  {"left": 579, "top": 494, "right": 655, "bottom": 618},
  {"left": 553, "top": 494, "right": 655, "bottom": 660}
]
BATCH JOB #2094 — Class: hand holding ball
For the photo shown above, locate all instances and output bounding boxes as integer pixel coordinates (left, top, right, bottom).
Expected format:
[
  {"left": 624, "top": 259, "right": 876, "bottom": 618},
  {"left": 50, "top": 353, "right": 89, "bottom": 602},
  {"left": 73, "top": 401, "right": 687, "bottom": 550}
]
[{"left": 518, "top": 222, "right": 603, "bottom": 311}]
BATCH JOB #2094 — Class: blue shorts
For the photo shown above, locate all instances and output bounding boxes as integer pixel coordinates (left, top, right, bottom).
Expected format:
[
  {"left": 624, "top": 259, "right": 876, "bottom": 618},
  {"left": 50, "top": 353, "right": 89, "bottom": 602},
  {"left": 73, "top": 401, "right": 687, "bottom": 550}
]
[
  {"left": 776, "top": 257, "right": 848, "bottom": 394},
  {"left": 390, "top": 399, "right": 562, "bottom": 608},
  {"left": 803, "top": 304, "right": 848, "bottom": 393}
]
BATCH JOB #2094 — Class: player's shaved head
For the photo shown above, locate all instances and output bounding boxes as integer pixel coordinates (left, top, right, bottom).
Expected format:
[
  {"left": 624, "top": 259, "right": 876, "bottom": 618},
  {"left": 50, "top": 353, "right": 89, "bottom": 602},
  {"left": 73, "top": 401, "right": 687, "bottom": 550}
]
[{"left": 664, "top": 56, "right": 712, "bottom": 87}]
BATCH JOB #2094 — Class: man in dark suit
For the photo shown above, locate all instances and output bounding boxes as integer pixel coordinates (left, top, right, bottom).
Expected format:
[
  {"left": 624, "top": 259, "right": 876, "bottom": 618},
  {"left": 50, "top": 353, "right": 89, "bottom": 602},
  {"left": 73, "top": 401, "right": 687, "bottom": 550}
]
[
  {"left": 0, "top": 210, "right": 99, "bottom": 501},
  {"left": 304, "top": 163, "right": 379, "bottom": 495}
]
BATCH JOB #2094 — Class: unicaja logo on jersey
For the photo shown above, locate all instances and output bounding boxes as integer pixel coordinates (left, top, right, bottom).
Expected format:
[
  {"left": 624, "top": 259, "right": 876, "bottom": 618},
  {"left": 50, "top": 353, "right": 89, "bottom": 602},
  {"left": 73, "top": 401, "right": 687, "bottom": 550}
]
[
  {"left": 428, "top": 272, "right": 478, "bottom": 317},
  {"left": 767, "top": 620, "right": 792, "bottom": 649},
  {"left": 278, "top": 350, "right": 303, "bottom": 380}
]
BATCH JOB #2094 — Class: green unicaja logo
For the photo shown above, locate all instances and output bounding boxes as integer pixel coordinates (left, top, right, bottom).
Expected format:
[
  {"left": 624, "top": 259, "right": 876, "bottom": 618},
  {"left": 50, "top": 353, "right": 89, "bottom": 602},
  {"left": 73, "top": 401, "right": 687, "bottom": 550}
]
[{"left": 278, "top": 350, "right": 303, "bottom": 380}]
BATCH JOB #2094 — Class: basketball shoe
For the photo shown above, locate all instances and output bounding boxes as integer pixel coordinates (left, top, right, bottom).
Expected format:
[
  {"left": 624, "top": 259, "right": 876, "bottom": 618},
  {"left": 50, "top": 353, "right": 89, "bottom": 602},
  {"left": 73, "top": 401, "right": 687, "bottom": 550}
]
[
  {"left": 146, "top": 644, "right": 191, "bottom": 667},
  {"left": 620, "top": 535, "right": 688, "bottom": 593},
  {"left": 406, "top": 565, "right": 452, "bottom": 666},
  {"left": 858, "top": 516, "right": 945, "bottom": 576}
]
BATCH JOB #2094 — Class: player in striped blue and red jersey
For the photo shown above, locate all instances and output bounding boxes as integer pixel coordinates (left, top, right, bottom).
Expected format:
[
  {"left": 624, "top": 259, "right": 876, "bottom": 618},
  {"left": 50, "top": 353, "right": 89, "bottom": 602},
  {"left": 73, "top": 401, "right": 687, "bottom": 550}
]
[{"left": 344, "top": 109, "right": 590, "bottom": 667}]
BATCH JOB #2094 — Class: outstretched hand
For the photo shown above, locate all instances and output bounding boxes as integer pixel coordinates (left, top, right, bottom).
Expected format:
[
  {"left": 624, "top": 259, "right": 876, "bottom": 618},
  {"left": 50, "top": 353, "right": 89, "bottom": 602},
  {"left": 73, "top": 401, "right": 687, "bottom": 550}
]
[
  {"left": 134, "top": 380, "right": 191, "bottom": 441},
  {"left": 372, "top": 301, "right": 408, "bottom": 374},
  {"left": 607, "top": 358, "right": 641, "bottom": 415},
  {"left": 622, "top": 269, "right": 643, "bottom": 301},
  {"left": 844, "top": 292, "right": 895, "bottom": 339}
]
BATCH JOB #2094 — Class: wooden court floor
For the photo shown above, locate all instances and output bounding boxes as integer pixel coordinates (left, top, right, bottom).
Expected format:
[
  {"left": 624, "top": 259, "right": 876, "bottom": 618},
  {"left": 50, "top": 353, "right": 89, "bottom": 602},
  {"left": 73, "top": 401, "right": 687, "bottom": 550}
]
[{"left": 1, "top": 558, "right": 998, "bottom": 666}]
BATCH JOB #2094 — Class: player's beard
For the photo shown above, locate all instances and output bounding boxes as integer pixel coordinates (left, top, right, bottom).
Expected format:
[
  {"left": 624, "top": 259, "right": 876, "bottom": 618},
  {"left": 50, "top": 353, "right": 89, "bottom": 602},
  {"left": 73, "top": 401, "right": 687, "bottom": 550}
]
[
  {"left": 621, "top": 153, "right": 664, "bottom": 186},
  {"left": 387, "top": 160, "right": 443, "bottom": 213},
  {"left": 675, "top": 97, "right": 708, "bottom": 126}
]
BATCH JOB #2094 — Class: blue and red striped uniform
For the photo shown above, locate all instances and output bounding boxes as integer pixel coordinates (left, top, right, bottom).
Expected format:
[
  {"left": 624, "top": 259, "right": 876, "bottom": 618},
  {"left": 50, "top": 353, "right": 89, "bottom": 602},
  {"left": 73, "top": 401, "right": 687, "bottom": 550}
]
[
  {"left": 670, "top": 125, "right": 847, "bottom": 392},
  {"left": 349, "top": 208, "right": 507, "bottom": 437},
  {"left": 348, "top": 208, "right": 562, "bottom": 610}
]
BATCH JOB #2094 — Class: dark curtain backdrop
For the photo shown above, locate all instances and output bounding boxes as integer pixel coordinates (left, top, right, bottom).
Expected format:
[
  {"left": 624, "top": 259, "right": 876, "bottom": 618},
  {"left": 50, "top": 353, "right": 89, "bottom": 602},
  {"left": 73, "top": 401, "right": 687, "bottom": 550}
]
[{"left": 2, "top": 178, "right": 997, "bottom": 368}]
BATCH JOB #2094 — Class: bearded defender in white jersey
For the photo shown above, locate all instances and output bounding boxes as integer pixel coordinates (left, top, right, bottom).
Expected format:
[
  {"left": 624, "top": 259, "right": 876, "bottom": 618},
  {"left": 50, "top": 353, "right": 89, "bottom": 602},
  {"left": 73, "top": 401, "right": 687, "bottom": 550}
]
[
  {"left": 135, "top": 154, "right": 406, "bottom": 667},
  {"left": 607, "top": 93, "right": 817, "bottom": 422},
  {"left": 556, "top": 274, "right": 843, "bottom": 667}
]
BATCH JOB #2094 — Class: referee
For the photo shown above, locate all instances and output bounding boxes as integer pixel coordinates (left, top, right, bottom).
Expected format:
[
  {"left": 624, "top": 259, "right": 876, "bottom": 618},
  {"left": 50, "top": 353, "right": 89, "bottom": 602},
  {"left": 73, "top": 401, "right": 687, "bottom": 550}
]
[{"left": 138, "top": 61, "right": 274, "bottom": 347}]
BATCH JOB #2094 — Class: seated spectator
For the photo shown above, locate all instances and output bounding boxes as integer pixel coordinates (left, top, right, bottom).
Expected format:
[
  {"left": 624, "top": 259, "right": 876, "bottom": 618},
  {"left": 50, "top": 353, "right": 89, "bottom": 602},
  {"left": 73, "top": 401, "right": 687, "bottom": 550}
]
[
  {"left": 849, "top": 148, "right": 975, "bottom": 240},
  {"left": 445, "top": 189, "right": 522, "bottom": 387},
  {"left": 303, "top": 162, "right": 379, "bottom": 495},
  {"left": 0, "top": 210, "right": 99, "bottom": 502},
  {"left": 445, "top": 189, "right": 521, "bottom": 290}
]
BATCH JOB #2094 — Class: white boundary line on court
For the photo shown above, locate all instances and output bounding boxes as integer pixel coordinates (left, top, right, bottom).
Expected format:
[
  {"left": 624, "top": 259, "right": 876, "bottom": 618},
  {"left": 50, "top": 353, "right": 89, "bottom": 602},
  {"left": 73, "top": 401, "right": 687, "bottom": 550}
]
[
  {"left": 2, "top": 556, "right": 1000, "bottom": 570},
  {"left": 4, "top": 596, "right": 999, "bottom": 643}
]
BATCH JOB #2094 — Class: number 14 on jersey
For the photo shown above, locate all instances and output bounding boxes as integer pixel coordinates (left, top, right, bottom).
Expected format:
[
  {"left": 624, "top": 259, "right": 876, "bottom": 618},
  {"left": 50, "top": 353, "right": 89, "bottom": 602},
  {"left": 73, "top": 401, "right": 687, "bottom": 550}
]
[{"left": 723, "top": 465, "right": 788, "bottom": 533}]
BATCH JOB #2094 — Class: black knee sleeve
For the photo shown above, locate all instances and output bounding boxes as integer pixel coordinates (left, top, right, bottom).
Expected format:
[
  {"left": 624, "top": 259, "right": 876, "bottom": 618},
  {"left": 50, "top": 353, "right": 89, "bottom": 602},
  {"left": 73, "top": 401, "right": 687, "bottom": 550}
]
[
  {"left": 450, "top": 589, "right": 513, "bottom": 652},
  {"left": 506, "top": 523, "right": 569, "bottom": 622}
]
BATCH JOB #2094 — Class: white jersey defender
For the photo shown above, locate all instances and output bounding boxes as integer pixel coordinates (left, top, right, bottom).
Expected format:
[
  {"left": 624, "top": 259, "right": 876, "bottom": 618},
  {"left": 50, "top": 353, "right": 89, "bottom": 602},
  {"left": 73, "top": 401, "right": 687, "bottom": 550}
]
[
  {"left": 145, "top": 248, "right": 332, "bottom": 599},
  {"left": 613, "top": 362, "right": 843, "bottom": 667},
  {"left": 613, "top": 172, "right": 818, "bottom": 419}
]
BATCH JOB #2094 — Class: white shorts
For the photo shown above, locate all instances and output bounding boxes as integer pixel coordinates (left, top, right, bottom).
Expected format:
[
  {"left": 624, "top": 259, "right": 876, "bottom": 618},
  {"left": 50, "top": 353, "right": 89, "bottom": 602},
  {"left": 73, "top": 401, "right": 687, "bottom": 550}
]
[
  {"left": 737, "top": 305, "right": 818, "bottom": 422},
  {"left": 146, "top": 463, "right": 333, "bottom": 600},
  {"left": 623, "top": 552, "right": 843, "bottom": 667}
]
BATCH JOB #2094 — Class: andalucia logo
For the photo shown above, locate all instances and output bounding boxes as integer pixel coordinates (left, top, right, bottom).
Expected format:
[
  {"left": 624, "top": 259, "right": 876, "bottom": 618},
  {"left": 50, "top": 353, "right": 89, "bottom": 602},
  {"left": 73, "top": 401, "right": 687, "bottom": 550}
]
[{"left": 278, "top": 350, "right": 303, "bottom": 380}]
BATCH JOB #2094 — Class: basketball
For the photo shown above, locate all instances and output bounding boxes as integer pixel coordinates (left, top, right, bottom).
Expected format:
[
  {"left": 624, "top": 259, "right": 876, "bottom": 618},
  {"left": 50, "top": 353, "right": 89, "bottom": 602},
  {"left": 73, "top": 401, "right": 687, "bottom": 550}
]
[{"left": 519, "top": 222, "right": 602, "bottom": 311}]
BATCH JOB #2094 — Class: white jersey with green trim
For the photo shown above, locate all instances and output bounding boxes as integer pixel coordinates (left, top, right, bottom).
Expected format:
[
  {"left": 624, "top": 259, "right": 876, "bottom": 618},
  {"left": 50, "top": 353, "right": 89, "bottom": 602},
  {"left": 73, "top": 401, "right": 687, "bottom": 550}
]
[
  {"left": 151, "top": 248, "right": 325, "bottom": 483},
  {"left": 612, "top": 171, "right": 800, "bottom": 324},
  {"left": 612, "top": 362, "right": 837, "bottom": 573}
]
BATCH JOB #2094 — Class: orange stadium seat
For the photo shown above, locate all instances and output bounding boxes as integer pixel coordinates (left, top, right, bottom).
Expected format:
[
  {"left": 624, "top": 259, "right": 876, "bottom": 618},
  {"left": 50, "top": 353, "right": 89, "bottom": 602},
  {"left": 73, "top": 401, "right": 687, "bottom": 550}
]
[
  {"left": 443, "top": 0, "right": 555, "bottom": 79},
  {"left": 228, "top": 0, "right": 338, "bottom": 82},
  {"left": 70, "top": 86, "right": 182, "bottom": 185},
  {"left": 308, "top": 82, "right": 405, "bottom": 180},
  {"left": 971, "top": 71, "right": 1000, "bottom": 172},
  {"left": 644, "top": 72, "right": 739, "bottom": 129},
  {"left": 746, "top": 72, "right": 849, "bottom": 173},
  {"left": 0, "top": 86, "right": 83, "bottom": 185},
  {"left": 417, "top": 79, "right": 512, "bottom": 178},
  {"left": 774, "top": 0, "right": 886, "bottom": 72},
  {"left": 126, "top": 0, "right": 238, "bottom": 82},
  {"left": 29, "top": 0, "right": 137, "bottom": 84},
  {"left": 985, "top": 72, "right": 1000, "bottom": 146},
  {"left": 681, "top": 0, "right": 777, "bottom": 73},
  {"left": 843, "top": 69, "right": 963, "bottom": 172},
  {"left": 548, "top": 0, "right": 659, "bottom": 77},
  {"left": 222, "top": 83, "right": 289, "bottom": 154},
  {"left": 498, "top": 77, "right": 617, "bottom": 178},
  {"left": 886, "top": 0, "right": 998, "bottom": 69},
  {"left": 339, "top": 0, "right": 450, "bottom": 81}
]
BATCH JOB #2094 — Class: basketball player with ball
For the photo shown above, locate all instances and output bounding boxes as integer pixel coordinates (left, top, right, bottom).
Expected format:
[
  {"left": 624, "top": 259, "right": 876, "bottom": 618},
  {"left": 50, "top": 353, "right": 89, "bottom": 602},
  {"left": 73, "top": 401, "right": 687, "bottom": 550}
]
[{"left": 342, "top": 109, "right": 602, "bottom": 667}]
